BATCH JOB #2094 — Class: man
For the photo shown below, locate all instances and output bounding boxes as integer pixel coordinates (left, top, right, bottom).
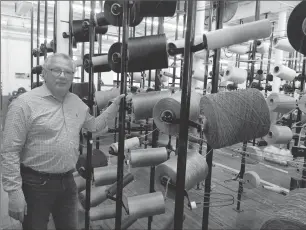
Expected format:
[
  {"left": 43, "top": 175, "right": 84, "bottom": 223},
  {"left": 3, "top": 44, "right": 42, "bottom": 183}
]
[{"left": 0, "top": 53, "right": 124, "bottom": 230}]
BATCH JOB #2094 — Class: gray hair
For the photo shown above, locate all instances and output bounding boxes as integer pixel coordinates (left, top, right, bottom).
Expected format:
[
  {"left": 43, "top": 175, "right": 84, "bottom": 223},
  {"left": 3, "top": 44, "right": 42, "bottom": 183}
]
[{"left": 42, "top": 53, "right": 74, "bottom": 70}]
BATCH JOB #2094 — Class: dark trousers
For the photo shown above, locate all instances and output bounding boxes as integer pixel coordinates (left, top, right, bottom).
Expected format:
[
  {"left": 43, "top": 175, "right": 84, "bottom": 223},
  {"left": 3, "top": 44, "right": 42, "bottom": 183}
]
[{"left": 21, "top": 165, "right": 78, "bottom": 230}]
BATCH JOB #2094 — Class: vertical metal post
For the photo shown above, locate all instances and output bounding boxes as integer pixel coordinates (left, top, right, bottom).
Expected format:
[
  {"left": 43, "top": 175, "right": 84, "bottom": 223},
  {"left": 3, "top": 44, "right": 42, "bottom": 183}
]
[
  {"left": 172, "top": 3, "right": 180, "bottom": 88},
  {"left": 36, "top": 1, "right": 41, "bottom": 85},
  {"left": 30, "top": 6, "right": 34, "bottom": 89},
  {"left": 53, "top": 1, "right": 57, "bottom": 53},
  {"left": 203, "top": 1, "right": 213, "bottom": 95},
  {"left": 173, "top": 1, "right": 197, "bottom": 229},
  {"left": 44, "top": 0, "right": 48, "bottom": 60},
  {"left": 84, "top": 2, "right": 96, "bottom": 230},
  {"left": 96, "top": 0, "right": 103, "bottom": 150},
  {"left": 148, "top": 17, "right": 163, "bottom": 230},
  {"left": 179, "top": 0, "right": 187, "bottom": 89},
  {"left": 68, "top": 1, "right": 73, "bottom": 57},
  {"left": 236, "top": 0, "right": 260, "bottom": 212},
  {"left": 81, "top": 0, "right": 85, "bottom": 83},
  {"left": 301, "top": 58, "right": 306, "bottom": 188},
  {"left": 202, "top": 2, "right": 224, "bottom": 230},
  {"left": 115, "top": 1, "right": 128, "bottom": 229}
]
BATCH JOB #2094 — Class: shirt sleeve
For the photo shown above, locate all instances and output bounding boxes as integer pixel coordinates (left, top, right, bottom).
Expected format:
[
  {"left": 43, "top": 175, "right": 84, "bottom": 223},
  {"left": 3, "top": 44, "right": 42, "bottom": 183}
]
[
  {"left": 82, "top": 102, "right": 119, "bottom": 133},
  {"left": 1, "top": 98, "right": 31, "bottom": 193}
]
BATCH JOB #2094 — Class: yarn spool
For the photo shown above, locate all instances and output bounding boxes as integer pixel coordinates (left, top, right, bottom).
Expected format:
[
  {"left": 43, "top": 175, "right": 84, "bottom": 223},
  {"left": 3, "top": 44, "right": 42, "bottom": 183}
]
[
  {"left": 32, "top": 65, "right": 42, "bottom": 74},
  {"left": 127, "top": 192, "right": 165, "bottom": 219},
  {"left": 260, "top": 189, "right": 306, "bottom": 230},
  {"left": 266, "top": 74, "right": 273, "bottom": 81},
  {"left": 273, "top": 65, "right": 297, "bottom": 81},
  {"left": 95, "top": 87, "right": 120, "bottom": 110},
  {"left": 204, "top": 19, "right": 272, "bottom": 50},
  {"left": 227, "top": 45, "right": 248, "bottom": 55},
  {"left": 298, "top": 95, "right": 306, "bottom": 114},
  {"left": 273, "top": 38, "right": 295, "bottom": 53},
  {"left": 200, "top": 88, "right": 271, "bottom": 149},
  {"left": 109, "top": 137, "right": 140, "bottom": 154},
  {"left": 74, "top": 175, "right": 86, "bottom": 192},
  {"left": 95, "top": 12, "right": 110, "bottom": 26},
  {"left": 72, "top": 19, "right": 97, "bottom": 43},
  {"left": 128, "top": 34, "right": 168, "bottom": 72},
  {"left": 264, "top": 125, "right": 293, "bottom": 145},
  {"left": 266, "top": 93, "right": 296, "bottom": 114},
  {"left": 193, "top": 69, "right": 206, "bottom": 82},
  {"left": 121, "top": 216, "right": 138, "bottom": 230},
  {"left": 155, "top": 151, "right": 208, "bottom": 200},
  {"left": 287, "top": 0, "right": 306, "bottom": 55},
  {"left": 255, "top": 69, "right": 265, "bottom": 81},
  {"left": 131, "top": 90, "right": 172, "bottom": 121},
  {"left": 94, "top": 166, "right": 117, "bottom": 187},
  {"left": 127, "top": 147, "right": 168, "bottom": 168},
  {"left": 135, "top": 1, "right": 177, "bottom": 17},
  {"left": 84, "top": 53, "right": 111, "bottom": 73},
  {"left": 90, "top": 204, "right": 116, "bottom": 221},
  {"left": 153, "top": 91, "right": 202, "bottom": 136},
  {"left": 72, "top": 82, "right": 96, "bottom": 100},
  {"left": 18, "top": 87, "right": 26, "bottom": 94},
  {"left": 256, "top": 40, "right": 269, "bottom": 54},
  {"left": 103, "top": 0, "right": 143, "bottom": 27},
  {"left": 224, "top": 66, "right": 247, "bottom": 84},
  {"left": 243, "top": 171, "right": 261, "bottom": 189}
]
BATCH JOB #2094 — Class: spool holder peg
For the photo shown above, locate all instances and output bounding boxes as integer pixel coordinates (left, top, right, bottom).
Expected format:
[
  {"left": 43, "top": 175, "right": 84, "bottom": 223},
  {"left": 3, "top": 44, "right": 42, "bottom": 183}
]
[
  {"left": 160, "top": 176, "right": 197, "bottom": 211},
  {"left": 160, "top": 110, "right": 207, "bottom": 133},
  {"left": 106, "top": 193, "right": 130, "bottom": 215}
]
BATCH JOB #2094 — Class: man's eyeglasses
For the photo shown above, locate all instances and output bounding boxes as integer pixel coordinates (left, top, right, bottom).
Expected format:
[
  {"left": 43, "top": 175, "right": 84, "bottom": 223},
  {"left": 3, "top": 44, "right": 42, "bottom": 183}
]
[{"left": 46, "top": 68, "right": 75, "bottom": 77}]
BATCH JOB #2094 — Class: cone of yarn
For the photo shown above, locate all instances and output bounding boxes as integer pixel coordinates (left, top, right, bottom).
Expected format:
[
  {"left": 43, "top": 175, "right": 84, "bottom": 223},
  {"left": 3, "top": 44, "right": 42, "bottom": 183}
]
[
  {"left": 266, "top": 93, "right": 296, "bottom": 114},
  {"left": 264, "top": 125, "right": 293, "bottom": 145},
  {"left": 95, "top": 87, "right": 120, "bottom": 110},
  {"left": 153, "top": 91, "right": 202, "bottom": 136},
  {"left": 155, "top": 151, "right": 208, "bottom": 200},
  {"left": 200, "top": 88, "right": 271, "bottom": 149},
  {"left": 273, "top": 65, "right": 297, "bottom": 81},
  {"left": 260, "top": 188, "right": 306, "bottom": 230}
]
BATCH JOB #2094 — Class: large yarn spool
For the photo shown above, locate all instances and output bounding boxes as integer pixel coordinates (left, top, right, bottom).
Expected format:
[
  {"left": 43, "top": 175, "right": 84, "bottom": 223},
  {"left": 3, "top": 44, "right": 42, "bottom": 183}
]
[
  {"left": 243, "top": 171, "right": 261, "bottom": 189},
  {"left": 95, "top": 12, "right": 110, "bottom": 26},
  {"left": 264, "top": 125, "right": 293, "bottom": 145},
  {"left": 72, "top": 82, "right": 96, "bottom": 100},
  {"left": 135, "top": 1, "right": 177, "bottom": 17},
  {"left": 200, "top": 88, "right": 271, "bottom": 149},
  {"left": 131, "top": 90, "right": 172, "bottom": 121},
  {"left": 287, "top": 0, "right": 306, "bottom": 56},
  {"left": 273, "top": 65, "right": 297, "bottom": 81},
  {"left": 127, "top": 34, "right": 168, "bottom": 72},
  {"left": 193, "top": 69, "right": 206, "bottom": 82},
  {"left": 94, "top": 166, "right": 117, "bottom": 187},
  {"left": 84, "top": 53, "right": 111, "bottom": 73},
  {"left": 204, "top": 19, "right": 272, "bottom": 50},
  {"left": 273, "top": 38, "right": 295, "bottom": 53},
  {"left": 298, "top": 95, "right": 306, "bottom": 114},
  {"left": 127, "top": 192, "right": 165, "bottom": 219},
  {"left": 103, "top": 0, "right": 143, "bottom": 27},
  {"left": 260, "top": 189, "right": 306, "bottom": 230},
  {"left": 90, "top": 204, "right": 116, "bottom": 221},
  {"left": 153, "top": 91, "right": 202, "bottom": 136},
  {"left": 127, "top": 147, "right": 168, "bottom": 168},
  {"left": 224, "top": 66, "right": 247, "bottom": 84},
  {"left": 155, "top": 151, "right": 208, "bottom": 200},
  {"left": 266, "top": 93, "right": 296, "bottom": 114},
  {"left": 109, "top": 137, "right": 140, "bottom": 154},
  {"left": 95, "top": 87, "right": 120, "bottom": 110},
  {"left": 72, "top": 19, "right": 97, "bottom": 43},
  {"left": 227, "top": 45, "right": 248, "bottom": 55},
  {"left": 256, "top": 40, "right": 269, "bottom": 54}
]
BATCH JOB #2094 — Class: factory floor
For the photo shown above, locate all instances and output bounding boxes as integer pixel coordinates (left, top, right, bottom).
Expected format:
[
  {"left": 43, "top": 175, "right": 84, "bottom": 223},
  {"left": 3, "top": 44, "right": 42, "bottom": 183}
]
[{"left": 1, "top": 133, "right": 293, "bottom": 230}]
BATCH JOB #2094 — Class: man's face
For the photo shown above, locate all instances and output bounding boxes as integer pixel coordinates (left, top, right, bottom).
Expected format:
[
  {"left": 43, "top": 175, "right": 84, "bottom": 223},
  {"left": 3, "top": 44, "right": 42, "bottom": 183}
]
[{"left": 43, "top": 56, "right": 75, "bottom": 97}]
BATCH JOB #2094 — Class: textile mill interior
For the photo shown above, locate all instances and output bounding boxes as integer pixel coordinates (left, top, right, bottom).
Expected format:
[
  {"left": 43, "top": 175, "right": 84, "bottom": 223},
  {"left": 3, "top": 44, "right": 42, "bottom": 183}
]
[{"left": 1, "top": 0, "right": 306, "bottom": 230}]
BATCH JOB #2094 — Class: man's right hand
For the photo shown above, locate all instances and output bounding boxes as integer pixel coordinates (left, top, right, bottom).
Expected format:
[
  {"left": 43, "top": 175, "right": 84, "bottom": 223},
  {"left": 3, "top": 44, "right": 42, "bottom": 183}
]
[{"left": 8, "top": 190, "right": 27, "bottom": 222}]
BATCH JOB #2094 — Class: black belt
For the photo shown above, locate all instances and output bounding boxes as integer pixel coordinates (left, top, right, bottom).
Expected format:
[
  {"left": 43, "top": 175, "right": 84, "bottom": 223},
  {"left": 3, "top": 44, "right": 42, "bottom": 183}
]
[{"left": 20, "top": 164, "right": 74, "bottom": 179}]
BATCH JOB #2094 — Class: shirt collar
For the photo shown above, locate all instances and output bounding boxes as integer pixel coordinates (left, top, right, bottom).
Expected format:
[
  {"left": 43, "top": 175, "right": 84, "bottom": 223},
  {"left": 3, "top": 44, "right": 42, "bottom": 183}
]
[{"left": 36, "top": 83, "right": 53, "bottom": 98}]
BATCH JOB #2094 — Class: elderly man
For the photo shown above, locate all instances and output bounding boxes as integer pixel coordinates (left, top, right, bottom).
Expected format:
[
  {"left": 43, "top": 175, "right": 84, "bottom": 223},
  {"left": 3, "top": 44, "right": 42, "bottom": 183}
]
[{"left": 1, "top": 53, "right": 124, "bottom": 230}]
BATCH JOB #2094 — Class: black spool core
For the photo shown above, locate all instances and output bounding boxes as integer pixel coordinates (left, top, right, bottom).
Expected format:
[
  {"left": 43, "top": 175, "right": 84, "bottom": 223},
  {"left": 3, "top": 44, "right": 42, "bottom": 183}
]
[
  {"left": 273, "top": 37, "right": 278, "bottom": 46},
  {"left": 270, "top": 98, "right": 274, "bottom": 103},
  {"left": 268, "top": 131, "right": 273, "bottom": 137},
  {"left": 257, "top": 69, "right": 263, "bottom": 75},
  {"left": 256, "top": 40, "right": 262, "bottom": 46},
  {"left": 161, "top": 110, "right": 175, "bottom": 123},
  {"left": 226, "top": 70, "right": 230, "bottom": 76},
  {"left": 111, "top": 3, "right": 122, "bottom": 15},
  {"left": 82, "top": 21, "right": 90, "bottom": 29},
  {"left": 274, "top": 66, "right": 280, "bottom": 73},
  {"left": 112, "top": 52, "right": 121, "bottom": 63},
  {"left": 160, "top": 176, "right": 172, "bottom": 187}
]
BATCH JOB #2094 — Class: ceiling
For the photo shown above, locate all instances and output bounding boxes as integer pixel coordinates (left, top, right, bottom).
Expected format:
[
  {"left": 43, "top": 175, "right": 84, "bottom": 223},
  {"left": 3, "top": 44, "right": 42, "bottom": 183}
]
[{"left": 0, "top": 1, "right": 303, "bottom": 70}]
